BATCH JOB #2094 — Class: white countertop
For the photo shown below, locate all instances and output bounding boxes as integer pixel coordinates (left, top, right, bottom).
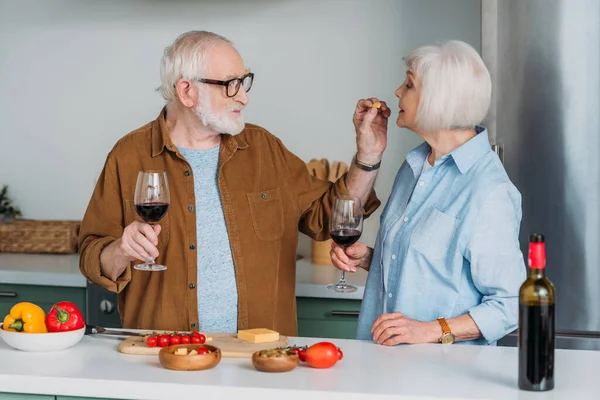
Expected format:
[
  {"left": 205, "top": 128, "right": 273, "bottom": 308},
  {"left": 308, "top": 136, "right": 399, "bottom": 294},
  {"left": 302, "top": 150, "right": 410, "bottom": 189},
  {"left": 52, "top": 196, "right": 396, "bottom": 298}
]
[
  {"left": 0, "top": 253, "right": 367, "bottom": 299},
  {"left": 0, "top": 333, "right": 597, "bottom": 399}
]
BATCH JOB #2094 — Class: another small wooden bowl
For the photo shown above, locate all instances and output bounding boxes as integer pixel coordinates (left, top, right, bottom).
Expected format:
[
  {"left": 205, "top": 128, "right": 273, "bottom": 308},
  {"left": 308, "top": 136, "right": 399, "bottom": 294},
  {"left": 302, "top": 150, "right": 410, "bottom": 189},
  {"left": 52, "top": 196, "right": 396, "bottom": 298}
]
[
  {"left": 158, "top": 344, "right": 221, "bottom": 371},
  {"left": 251, "top": 349, "right": 299, "bottom": 373}
]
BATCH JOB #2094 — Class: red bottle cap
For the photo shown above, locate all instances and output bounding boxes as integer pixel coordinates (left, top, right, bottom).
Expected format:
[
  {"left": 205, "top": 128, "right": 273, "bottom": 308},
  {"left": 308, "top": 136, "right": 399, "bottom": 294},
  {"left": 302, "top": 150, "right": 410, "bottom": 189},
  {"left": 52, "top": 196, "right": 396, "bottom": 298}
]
[{"left": 528, "top": 233, "right": 546, "bottom": 269}]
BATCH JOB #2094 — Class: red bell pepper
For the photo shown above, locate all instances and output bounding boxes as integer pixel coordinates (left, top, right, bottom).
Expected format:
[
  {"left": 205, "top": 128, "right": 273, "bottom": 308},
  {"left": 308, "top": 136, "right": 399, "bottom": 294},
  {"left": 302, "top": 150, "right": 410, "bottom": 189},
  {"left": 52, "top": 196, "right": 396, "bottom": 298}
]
[{"left": 45, "top": 301, "right": 85, "bottom": 332}]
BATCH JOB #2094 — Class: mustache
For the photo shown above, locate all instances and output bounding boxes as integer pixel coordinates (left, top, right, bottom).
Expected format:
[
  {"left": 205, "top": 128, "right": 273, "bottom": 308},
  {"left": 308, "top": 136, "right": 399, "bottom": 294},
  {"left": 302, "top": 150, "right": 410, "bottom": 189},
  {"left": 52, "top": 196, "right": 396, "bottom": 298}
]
[{"left": 228, "top": 104, "right": 244, "bottom": 112}]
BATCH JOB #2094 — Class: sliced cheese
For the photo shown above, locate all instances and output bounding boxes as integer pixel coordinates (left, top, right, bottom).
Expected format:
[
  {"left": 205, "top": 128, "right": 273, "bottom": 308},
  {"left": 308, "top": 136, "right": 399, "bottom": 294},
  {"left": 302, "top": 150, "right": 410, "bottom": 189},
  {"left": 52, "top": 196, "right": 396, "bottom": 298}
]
[{"left": 237, "top": 328, "right": 280, "bottom": 343}]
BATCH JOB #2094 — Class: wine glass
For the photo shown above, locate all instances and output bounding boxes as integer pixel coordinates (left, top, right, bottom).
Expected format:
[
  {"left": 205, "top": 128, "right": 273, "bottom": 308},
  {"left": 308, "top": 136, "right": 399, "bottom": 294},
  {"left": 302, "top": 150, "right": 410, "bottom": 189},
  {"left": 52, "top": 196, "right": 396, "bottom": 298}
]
[
  {"left": 133, "top": 171, "right": 170, "bottom": 271},
  {"left": 328, "top": 195, "right": 363, "bottom": 293}
]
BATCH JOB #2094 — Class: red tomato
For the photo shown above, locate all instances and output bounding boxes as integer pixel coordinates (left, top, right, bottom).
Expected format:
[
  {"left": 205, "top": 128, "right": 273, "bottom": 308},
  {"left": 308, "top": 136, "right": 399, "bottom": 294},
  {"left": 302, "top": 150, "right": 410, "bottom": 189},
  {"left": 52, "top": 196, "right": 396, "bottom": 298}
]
[
  {"left": 170, "top": 335, "right": 181, "bottom": 345},
  {"left": 146, "top": 336, "right": 157, "bottom": 348},
  {"left": 192, "top": 331, "right": 202, "bottom": 337},
  {"left": 298, "top": 349, "right": 307, "bottom": 362},
  {"left": 337, "top": 347, "right": 344, "bottom": 361},
  {"left": 191, "top": 336, "right": 201, "bottom": 344},
  {"left": 158, "top": 335, "right": 171, "bottom": 347},
  {"left": 196, "top": 347, "right": 210, "bottom": 355},
  {"left": 181, "top": 335, "right": 191, "bottom": 344},
  {"left": 196, "top": 334, "right": 206, "bottom": 344},
  {"left": 305, "top": 342, "right": 339, "bottom": 369}
]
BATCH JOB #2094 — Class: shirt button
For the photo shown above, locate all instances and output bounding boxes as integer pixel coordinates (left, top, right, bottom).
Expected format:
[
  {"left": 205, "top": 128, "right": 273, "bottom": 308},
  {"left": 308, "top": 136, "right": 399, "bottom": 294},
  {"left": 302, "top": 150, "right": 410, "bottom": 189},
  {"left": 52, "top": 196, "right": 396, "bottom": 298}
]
[
  {"left": 403, "top": 217, "right": 409, "bottom": 222},
  {"left": 189, "top": 244, "right": 196, "bottom": 250},
  {"left": 388, "top": 293, "right": 393, "bottom": 298},
  {"left": 391, "top": 255, "right": 397, "bottom": 260},
  {"left": 189, "top": 283, "right": 196, "bottom": 289},
  {"left": 184, "top": 170, "right": 191, "bottom": 176},
  {"left": 188, "top": 205, "right": 194, "bottom": 212},
  {"left": 418, "top": 181, "right": 425, "bottom": 187},
  {"left": 191, "top": 323, "right": 197, "bottom": 328},
  {"left": 261, "top": 193, "right": 268, "bottom": 199}
]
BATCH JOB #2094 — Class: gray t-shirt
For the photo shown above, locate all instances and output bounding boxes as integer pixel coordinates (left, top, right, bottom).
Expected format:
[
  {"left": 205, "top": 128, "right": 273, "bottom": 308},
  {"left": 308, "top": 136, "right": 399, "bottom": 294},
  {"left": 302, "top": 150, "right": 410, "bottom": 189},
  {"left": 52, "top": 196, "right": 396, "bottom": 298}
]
[{"left": 178, "top": 145, "right": 238, "bottom": 333}]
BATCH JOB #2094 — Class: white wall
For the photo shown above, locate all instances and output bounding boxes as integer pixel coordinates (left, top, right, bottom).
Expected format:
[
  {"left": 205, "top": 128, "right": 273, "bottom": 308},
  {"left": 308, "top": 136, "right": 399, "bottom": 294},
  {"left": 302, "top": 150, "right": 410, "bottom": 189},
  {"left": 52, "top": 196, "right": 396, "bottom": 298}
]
[{"left": 0, "top": 0, "right": 481, "bottom": 249}]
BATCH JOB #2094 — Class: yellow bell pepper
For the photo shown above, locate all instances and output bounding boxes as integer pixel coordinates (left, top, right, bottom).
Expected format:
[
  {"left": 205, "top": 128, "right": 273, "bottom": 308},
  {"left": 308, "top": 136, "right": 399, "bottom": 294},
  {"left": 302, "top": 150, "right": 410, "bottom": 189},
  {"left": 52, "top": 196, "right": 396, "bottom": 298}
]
[{"left": 2, "top": 302, "right": 48, "bottom": 333}]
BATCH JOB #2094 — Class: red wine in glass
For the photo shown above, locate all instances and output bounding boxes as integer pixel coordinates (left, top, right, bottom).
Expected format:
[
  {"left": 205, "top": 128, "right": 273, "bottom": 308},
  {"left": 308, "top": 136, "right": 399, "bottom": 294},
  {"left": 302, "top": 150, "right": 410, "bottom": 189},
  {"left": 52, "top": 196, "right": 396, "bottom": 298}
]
[
  {"left": 328, "top": 196, "right": 363, "bottom": 293},
  {"left": 330, "top": 229, "right": 362, "bottom": 247},
  {"left": 134, "top": 171, "right": 170, "bottom": 271},
  {"left": 135, "top": 203, "right": 169, "bottom": 223}
]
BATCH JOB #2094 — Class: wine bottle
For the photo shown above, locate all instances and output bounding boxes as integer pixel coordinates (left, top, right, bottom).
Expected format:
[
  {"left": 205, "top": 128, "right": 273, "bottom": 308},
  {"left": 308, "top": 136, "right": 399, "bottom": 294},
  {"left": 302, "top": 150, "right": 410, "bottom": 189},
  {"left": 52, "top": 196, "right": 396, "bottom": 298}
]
[{"left": 518, "top": 233, "right": 555, "bottom": 391}]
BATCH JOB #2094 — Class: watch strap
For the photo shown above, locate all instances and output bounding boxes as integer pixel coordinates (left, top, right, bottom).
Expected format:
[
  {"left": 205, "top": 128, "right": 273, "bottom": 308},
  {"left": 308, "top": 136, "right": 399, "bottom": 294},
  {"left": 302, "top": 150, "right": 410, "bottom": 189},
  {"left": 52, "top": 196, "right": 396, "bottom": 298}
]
[
  {"left": 354, "top": 155, "right": 381, "bottom": 171},
  {"left": 437, "top": 317, "right": 451, "bottom": 335}
]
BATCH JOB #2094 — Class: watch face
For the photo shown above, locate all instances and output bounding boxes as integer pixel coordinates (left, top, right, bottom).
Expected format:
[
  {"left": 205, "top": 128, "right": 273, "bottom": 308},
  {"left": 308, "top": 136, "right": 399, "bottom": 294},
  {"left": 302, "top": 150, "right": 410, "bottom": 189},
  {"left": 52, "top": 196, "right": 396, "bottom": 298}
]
[{"left": 441, "top": 333, "right": 455, "bottom": 344}]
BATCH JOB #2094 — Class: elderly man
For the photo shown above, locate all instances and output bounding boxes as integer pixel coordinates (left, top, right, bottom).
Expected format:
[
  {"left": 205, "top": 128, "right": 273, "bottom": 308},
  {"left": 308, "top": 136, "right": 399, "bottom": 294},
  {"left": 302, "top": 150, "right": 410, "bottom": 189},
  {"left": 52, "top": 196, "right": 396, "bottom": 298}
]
[{"left": 78, "top": 30, "right": 389, "bottom": 336}]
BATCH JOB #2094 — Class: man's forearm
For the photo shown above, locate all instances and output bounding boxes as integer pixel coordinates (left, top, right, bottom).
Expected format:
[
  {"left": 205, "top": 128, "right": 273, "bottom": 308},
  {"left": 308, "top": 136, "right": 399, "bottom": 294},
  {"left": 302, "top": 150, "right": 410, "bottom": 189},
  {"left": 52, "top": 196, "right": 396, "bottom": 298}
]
[
  {"left": 344, "top": 156, "right": 380, "bottom": 207},
  {"left": 100, "top": 239, "right": 130, "bottom": 282}
]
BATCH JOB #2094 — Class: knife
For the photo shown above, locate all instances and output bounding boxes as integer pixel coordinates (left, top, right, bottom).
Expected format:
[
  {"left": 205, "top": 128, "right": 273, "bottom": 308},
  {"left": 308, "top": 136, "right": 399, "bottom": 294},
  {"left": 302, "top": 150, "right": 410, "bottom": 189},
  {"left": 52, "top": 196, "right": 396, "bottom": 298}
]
[{"left": 85, "top": 324, "right": 144, "bottom": 337}]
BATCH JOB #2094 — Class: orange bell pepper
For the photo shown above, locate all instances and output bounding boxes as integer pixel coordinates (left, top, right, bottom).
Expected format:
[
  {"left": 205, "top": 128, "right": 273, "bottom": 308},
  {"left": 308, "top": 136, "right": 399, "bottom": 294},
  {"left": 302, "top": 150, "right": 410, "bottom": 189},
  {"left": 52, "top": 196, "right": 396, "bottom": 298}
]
[{"left": 2, "top": 302, "right": 47, "bottom": 333}]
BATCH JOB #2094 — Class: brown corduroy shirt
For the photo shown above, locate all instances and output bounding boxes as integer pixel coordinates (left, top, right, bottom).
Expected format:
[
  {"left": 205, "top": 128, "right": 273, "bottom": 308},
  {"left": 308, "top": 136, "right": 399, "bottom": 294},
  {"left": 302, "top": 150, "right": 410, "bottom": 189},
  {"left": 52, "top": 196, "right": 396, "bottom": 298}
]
[{"left": 79, "top": 108, "right": 380, "bottom": 336}]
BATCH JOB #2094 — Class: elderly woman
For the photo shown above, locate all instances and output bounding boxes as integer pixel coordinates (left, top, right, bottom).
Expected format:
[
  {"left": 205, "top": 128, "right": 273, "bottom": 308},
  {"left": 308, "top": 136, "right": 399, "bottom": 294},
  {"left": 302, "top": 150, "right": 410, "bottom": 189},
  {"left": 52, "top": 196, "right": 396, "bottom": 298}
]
[{"left": 331, "top": 40, "right": 527, "bottom": 346}]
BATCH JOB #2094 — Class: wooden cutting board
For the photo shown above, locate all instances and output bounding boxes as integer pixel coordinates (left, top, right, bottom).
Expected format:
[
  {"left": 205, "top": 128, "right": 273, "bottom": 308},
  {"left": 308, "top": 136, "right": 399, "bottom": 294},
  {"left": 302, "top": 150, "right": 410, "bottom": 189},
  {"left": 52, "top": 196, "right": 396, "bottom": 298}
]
[{"left": 118, "top": 332, "right": 289, "bottom": 358}]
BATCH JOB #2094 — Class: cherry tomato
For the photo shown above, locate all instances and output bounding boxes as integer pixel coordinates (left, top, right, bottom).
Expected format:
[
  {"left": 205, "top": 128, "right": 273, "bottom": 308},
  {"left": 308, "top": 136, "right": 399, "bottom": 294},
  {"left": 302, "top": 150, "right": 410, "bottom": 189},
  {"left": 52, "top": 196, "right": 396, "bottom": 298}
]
[
  {"left": 305, "top": 342, "right": 339, "bottom": 369},
  {"left": 337, "top": 347, "right": 344, "bottom": 361},
  {"left": 197, "top": 334, "right": 206, "bottom": 344},
  {"left": 181, "top": 335, "right": 191, "bottom": 344},
  {"left": 191, "top": 335, "right": 201, "bottom": 344},
  {"left": 146, "top": 335, "right": 157, "bottom": 347},
  {"left": 196, "top": 347, "right": 210, "bottom": 355},
  {"left": 298, "top": 348, "right": 307, "bottom": 362},
  {"left": 158, "top": 335, "right": 171, "bottom": 347},
  {"left": 170, "top": 335, "right": 181, "bottom": 345},
  {"left": 192, "top": 331, "right": 202, "bottom": 337}
]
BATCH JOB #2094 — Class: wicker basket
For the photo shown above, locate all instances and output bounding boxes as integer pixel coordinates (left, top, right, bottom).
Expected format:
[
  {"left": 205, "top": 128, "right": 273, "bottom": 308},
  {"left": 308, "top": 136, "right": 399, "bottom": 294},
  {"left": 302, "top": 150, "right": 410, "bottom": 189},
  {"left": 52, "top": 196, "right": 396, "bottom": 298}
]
[
  {"left": 311, "top": 238, "right": 334, "bottom": 265},
  {"left": 0, "top": 219, "right": 81, "bottom": 254}
]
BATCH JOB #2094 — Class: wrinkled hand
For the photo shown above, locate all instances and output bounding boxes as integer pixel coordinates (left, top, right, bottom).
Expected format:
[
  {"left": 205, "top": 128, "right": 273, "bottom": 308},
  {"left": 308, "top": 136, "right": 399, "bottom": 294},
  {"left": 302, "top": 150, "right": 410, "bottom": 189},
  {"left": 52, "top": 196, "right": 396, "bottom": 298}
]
[
  {"left": 330, "top": 241, "right": 372, "bottom": 272},
  {"left": 353, "top": 98, "right": 391, "bottom": 165},
  {"left": 116, "top": 221, "right": 162, "bottom": 263},
  {"left": 371, "top": 313, "right": 440, "bottom": 346}
]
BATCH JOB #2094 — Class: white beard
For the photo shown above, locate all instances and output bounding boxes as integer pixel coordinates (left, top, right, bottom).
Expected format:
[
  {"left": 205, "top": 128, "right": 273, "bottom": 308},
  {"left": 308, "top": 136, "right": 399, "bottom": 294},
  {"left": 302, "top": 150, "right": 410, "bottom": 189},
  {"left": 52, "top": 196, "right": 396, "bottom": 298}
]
[{"left": 194, "top": 94, "right": 245, "bottom": 135}]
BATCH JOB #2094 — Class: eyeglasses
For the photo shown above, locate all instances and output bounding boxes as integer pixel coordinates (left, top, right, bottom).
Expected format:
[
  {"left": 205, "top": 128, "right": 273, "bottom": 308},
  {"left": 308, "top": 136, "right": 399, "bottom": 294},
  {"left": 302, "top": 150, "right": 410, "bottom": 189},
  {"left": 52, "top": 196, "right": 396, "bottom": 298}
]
[{"left": 194, "top": 72, "right": 254, "bottom": 98}]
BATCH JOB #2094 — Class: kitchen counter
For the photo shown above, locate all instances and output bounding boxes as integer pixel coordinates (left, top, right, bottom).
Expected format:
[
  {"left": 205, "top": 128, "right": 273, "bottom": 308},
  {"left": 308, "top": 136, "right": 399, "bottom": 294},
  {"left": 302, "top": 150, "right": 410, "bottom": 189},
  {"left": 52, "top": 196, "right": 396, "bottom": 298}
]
[
  {"left": 0, "top": 253, "right": 367, "bottom": 299},
  {"left": 0, "top": 253, "right": 85, "bottom": 287},
  {"left": 0, "top": 333, "right": 597, "bottom": 400}
]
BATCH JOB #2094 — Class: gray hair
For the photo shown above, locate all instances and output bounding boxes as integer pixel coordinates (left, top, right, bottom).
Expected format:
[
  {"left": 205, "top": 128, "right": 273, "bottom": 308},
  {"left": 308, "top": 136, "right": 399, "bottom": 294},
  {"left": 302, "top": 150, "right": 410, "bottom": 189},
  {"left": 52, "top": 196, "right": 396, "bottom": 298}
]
[
  {"left": 404, "top": 40, "right": 492, "bottom": 132},
  {"left": 158, "top": 30, "right": 233, "bottom": 105}
]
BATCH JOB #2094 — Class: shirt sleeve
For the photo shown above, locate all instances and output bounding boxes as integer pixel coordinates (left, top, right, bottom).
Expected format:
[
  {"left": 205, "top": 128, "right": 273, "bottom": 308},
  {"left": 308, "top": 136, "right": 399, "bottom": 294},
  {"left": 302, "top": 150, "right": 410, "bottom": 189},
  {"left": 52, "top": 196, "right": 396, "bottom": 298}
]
[
  {"left": 78, "top": 153, "right": 132, "bottom": 293},
  {"left": 269, "top": 135, "right": 381, "bottom": 241},
  {"left": 465, "top": 182, "right": 527, "bottom": 343}
]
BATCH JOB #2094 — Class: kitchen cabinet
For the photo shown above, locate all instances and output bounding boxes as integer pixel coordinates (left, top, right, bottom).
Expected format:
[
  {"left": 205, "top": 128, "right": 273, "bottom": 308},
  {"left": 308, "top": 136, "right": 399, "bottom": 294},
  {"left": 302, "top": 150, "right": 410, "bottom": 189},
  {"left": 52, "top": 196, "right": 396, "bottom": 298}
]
[
  {"left": 0, "top": 284, "right": 86, "bottom": 321},
  {"left": 296, "top": 297, "right": 361, "bottom": 339}
]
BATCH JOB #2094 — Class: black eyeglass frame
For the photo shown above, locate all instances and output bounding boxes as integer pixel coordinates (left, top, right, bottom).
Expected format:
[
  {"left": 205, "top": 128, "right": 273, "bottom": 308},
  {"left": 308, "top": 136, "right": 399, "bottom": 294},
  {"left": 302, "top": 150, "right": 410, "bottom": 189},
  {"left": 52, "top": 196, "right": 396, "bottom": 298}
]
[{"left": 193, "top": 72, "right": 254, "bottom": 97}]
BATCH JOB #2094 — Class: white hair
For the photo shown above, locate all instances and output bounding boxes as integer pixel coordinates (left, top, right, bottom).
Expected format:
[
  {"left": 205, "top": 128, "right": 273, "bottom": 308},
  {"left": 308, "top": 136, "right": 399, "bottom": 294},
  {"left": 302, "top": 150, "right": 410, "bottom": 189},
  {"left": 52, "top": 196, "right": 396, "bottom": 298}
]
[
  {"left": 158, "top": 30, "right": 233, "bottom": 106},
  {"left": 404, "top": 40, "right": 492, "bottom": 132}
]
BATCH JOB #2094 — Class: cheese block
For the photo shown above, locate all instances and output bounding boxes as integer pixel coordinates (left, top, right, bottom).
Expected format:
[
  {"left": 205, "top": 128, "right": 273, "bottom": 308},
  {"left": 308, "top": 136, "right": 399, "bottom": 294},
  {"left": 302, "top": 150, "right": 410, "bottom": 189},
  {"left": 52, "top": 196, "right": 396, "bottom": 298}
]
[{"left": 237, "top": 328, "right": 280, "bottom": 343}]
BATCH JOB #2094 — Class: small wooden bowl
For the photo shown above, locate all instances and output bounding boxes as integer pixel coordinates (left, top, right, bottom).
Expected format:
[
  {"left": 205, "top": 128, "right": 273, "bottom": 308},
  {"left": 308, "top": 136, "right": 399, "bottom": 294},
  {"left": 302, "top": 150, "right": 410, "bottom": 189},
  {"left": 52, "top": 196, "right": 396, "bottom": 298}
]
[
  {"left": 251, "top": 349, "right": 299, "bottom": 373},
  {"left": 158, "top": 344, "right": 221, "bottom": 371}
]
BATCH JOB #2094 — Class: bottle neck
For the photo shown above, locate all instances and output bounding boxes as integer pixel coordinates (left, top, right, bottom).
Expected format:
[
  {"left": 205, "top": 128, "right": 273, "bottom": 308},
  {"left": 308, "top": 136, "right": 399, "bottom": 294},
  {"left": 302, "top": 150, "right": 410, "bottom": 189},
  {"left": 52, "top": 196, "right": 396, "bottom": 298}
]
[{"left": 528, "top": 267, "right": 545, "bottom": 279}]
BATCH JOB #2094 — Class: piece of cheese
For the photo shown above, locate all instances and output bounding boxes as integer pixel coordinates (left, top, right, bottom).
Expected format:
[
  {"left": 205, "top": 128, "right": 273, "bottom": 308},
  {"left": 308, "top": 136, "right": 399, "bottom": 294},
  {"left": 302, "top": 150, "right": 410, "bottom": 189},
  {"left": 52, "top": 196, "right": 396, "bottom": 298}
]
[{"left": 237, "top": 328, "right": 280, "bottom": 343}]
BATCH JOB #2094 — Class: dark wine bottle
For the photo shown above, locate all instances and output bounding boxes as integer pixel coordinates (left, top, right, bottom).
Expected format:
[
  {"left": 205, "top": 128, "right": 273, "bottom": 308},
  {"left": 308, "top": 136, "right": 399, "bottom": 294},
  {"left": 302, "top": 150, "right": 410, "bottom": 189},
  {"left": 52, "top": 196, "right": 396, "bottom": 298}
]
[{"left": 518, "top": 233, "right": 555, "bottom": 391}]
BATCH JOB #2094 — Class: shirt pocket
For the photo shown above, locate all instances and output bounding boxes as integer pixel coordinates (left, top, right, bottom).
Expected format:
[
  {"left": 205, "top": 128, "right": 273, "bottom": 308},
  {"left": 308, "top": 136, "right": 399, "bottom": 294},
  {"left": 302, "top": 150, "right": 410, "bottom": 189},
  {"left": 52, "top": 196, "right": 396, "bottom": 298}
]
[
  {"left": 124, "top": 200, "right": 171, "bottom": 248},
  {"left": 410, "top": 207, "right": 458, "bottom": 260},
  {"left": 246, "top": 188, "right": 284, "bottom": 242}
]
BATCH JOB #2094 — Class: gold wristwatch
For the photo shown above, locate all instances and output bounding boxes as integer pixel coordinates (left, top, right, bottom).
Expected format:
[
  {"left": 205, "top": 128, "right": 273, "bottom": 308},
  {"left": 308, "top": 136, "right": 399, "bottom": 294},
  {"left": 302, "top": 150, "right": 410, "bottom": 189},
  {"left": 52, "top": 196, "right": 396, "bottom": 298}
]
[{"left": 437, "top": 317, "right": 455, "bottom": 344}]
